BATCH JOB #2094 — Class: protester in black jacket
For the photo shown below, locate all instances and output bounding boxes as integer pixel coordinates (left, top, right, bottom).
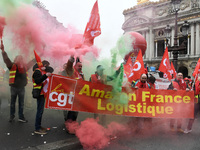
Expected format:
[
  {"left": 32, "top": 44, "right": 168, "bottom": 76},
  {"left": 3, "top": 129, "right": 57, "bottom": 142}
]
[{"left": 32, "top": 61, "right": 53, "bottom": 135}]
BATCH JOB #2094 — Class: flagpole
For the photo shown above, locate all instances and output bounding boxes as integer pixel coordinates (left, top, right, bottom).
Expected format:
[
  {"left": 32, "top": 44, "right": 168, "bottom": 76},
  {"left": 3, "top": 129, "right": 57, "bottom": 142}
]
[{"left": 193, "top": 73, "right": 198, "bottom": 89}]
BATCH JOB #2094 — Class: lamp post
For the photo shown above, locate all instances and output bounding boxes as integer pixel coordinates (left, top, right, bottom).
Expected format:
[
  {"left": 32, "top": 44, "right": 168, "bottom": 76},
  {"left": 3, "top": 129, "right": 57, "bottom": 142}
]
[{"left": 164, "top": 0, "right": 190, "bottom": 71}]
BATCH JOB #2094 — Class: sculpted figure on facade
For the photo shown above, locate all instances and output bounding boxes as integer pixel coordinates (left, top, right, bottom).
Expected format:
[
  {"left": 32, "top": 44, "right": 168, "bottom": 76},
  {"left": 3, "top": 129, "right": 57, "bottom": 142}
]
[{"left": 191, "top": 0, "right": 199, "bottom": 8}]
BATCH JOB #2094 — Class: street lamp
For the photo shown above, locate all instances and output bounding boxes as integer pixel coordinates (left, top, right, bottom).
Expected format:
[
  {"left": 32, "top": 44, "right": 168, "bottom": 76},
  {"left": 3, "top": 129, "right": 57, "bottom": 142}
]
[
  {"left": 164, "top": 0, "right": 190, "bottom": 71},
  {"left": 171, "top": 0, "right": 181, "bottom": 12},
  {"left": 164, "top": 25, "right": 171, "bottom": 46},
  {"left": 181, "top": 20, "right": 190, "bottom": 36}
]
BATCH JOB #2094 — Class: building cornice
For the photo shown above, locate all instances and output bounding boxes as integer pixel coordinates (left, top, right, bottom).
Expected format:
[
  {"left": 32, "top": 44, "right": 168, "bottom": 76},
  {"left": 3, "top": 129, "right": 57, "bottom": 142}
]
[
  {"left": 123, "top": 0, "right": 170, "bottom": 15},
  {"left": 123, "top": 8, "right": 200, "bottom": 32}
]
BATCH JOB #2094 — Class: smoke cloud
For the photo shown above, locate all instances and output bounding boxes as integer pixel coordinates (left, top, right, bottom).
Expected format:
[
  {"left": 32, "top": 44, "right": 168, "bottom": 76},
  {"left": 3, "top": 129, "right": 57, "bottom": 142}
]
[
  {"left": 65, "top": 118, "right": 128, "bottom": 150},
  {"left": 1, "top": 1, "right": 100, "bottom": 70}
]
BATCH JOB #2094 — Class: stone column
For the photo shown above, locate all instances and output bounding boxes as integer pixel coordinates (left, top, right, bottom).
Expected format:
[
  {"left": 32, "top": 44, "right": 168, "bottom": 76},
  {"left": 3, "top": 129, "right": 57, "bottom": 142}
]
[
  {"left": 196, "top": 22, "right": 200, "bottom": 55},
  {"left": 191, "top": 23, "right": 195, "bottom": 55},
  {"left": 187, "top": 35, "right": 190, "bottom": 55},
  {"left": 155, "top": 40, "right": 158, "bottom": 58},
  {"left": 146, "top": 30, "right": 150, "bottom": 60},
  {"left": 149, "top": 27, "right": 154, "bottom": 59},
  {"left": 171, "top": 27, "right": 175, "bottom": 46},
  {"left": 142, "top": 31, "right": 146, "bottom": 59}
]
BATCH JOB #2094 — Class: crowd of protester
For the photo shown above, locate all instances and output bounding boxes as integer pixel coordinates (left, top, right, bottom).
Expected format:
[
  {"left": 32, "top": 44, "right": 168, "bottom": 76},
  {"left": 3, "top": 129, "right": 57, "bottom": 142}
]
[{"left": 0, "top": 38, "right": 199, "bottom": 135}]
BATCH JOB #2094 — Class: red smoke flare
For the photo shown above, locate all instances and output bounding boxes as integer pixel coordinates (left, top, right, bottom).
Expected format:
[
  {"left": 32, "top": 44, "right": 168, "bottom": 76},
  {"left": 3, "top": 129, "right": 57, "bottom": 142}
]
[{"left": 0, "top": 16, "right": 6, "bottom": 39}]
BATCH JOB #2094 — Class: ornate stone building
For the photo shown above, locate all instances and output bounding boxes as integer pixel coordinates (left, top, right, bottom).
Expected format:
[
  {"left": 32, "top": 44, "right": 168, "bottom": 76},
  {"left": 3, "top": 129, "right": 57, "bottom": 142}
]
[
  {"left": 122, "top": 0, "right": 200, "bottom": 77},
  {"left": 33, "top": 0, "right": 66, "bottom": 31}
]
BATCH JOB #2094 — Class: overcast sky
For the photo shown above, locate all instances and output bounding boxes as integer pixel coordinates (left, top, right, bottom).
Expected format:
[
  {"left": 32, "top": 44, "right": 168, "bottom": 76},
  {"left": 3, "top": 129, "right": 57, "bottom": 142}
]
[{"left": 39, "top": 0, "right": 158, "bottom": 58}]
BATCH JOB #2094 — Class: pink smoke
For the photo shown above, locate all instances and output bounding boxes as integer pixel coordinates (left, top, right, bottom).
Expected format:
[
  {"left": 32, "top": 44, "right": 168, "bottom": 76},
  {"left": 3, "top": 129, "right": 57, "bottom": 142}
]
[
  {"left": 5, "top": 4, "right": 100, "bottom": 65},
  {"left": 65, "top": 118, "right": 128, "bottom": 150},
  {"left": 0, "top": 16, "right": 6, "bottom": 39}
]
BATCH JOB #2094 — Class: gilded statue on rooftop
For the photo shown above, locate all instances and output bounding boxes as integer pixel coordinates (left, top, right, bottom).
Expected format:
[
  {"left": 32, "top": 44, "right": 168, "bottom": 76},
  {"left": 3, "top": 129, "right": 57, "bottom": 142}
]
[{"left": 137, "top": 0, "right": 150, "bottom": 5}]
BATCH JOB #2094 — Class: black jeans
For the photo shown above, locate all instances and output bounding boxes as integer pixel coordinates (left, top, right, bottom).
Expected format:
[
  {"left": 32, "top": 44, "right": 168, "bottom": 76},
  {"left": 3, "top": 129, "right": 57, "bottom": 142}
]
[
  {"left": 10, "top": 86, "right": 25, "bottom": 119},
  {"left": 35, "top": 95, "right": 45, "bottom": 130},
  {"left": 63, "top": 110, "right": 78, "bottom": 122}
]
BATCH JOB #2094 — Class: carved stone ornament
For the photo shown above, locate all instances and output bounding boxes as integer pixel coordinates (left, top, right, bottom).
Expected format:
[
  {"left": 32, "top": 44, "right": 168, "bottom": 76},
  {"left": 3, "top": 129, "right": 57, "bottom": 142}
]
[
  {"left": 180, "top": 1, "right": 190, "bottom": 10},
  {"left": 191, "top": 0, "right": 199, "bottom": 8},
  {"left": 157, "top": 9, "right": 166, "bottom": 16},
  {"left": 190, "top": 61, "right": 197, "bottom": 69},
  {"left": 123, "top": 16, "right": 149, "bottom": 28}
]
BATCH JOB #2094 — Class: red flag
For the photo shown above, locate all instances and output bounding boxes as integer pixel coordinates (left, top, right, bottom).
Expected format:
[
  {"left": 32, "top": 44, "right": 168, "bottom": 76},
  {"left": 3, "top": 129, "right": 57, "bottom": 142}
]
[
  {"left": 83, "top": 0, "right": 101, "bottom": 46},
  {"left": 170, "top": 62, "right": 177, "bottom": 79},
  {"left": 158, "top": 47, "right": 172, "bottom": 81},
  {"left": 124, "top": 55, "right": 133, "bottom": 79},
  {"left": 34, "top": 50, "right": 49, "bottom": 97},
  {"left": 192, "top": 58, "right": 200, "bottom": 78},
  {"left": 34, "top": 50, "right": 43, "bottom": 69},
  {"left": 128, "top": 50, "right": 145, "bottom": 82},
  {"left": 0, "top": 16, "right": 6, "bottom": 39}
]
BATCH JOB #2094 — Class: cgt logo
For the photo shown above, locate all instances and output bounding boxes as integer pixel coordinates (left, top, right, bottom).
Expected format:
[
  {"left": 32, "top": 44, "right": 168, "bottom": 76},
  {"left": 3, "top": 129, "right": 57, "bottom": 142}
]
[
  {"left": 49, "top": 91, "right": 74, "bottom": 107},
  {"left": 46, "top": 76, "right": 77, "bottom": 110}
]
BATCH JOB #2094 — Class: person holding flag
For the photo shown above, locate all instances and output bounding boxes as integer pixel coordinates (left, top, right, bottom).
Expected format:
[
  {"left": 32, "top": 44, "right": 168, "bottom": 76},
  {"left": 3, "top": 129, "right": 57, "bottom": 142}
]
[
  {"left": 63, "top": 56, "right": 85, "bottom": 134},
  {"left": 32, "top": 51, "right": 53, "bottom": 135},
  {"left": 0, "top": 39, "right": 35, "bottom": 123},
  {"left": 64, "top": 0, "right": 100, "bottom": 132},
  {"left": 125, "top": 50, "right": 152, "bottom": 132},
  {"left": 124, "top": 49, "right": 146, "bottom": 86},
  {"left": 167, "top": 72, "right": 189, "bottom": 133},
  {"left": 130, "top": 73, "right": 152, "bottom": 133}
]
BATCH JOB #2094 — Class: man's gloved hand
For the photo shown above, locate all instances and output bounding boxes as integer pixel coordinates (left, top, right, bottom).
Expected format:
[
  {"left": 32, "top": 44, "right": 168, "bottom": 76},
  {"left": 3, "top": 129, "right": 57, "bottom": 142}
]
[
  {"left": 1, "top": 39, "right": 4, "bottom": 52},
  {"left": 69, "top": 55, "right": 75, "bottom": 62}
]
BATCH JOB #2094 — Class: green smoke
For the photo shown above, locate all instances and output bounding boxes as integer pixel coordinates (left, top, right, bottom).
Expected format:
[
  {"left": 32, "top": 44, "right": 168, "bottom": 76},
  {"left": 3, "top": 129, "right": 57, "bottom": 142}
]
[
  {"left": 110, "top": 64, "right": 129, "bottom": 105},
  {"left": 82, "top": 34, "right": 132, "bottom": 105},
  {"left": 116, "top": 33, "right": 133, "bottom": 59},
  {"left": 0, "top": 0, "right": 34, "bottom": 15}
]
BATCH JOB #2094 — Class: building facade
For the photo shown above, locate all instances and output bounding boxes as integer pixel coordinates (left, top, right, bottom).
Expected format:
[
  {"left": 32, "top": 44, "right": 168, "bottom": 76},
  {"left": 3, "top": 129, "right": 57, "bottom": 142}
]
[
  {"left": 122, "top": 0, "right": 200, "bottom": 78},
  {"left": 33, "top": 0, "right": 66, "bottom": 31}
]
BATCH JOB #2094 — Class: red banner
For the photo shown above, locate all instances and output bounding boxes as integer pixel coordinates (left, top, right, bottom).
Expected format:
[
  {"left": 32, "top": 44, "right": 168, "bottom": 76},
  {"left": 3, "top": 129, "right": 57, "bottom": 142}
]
[{"left": 45, "top": 74, "right": 194, "bottom": 119}]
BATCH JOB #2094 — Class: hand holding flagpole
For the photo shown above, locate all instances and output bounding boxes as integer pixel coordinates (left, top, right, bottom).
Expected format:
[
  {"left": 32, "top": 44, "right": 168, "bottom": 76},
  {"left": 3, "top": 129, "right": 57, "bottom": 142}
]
[{"left": 0, "top": 39, "right": 4, "bottom": 52}]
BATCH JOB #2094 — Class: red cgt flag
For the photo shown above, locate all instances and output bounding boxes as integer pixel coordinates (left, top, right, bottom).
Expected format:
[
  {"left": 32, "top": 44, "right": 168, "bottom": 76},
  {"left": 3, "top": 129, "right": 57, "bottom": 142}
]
[
  {"left": 128, "top": 50, "right": 145, "bottom": 82},
  {"left": 170, "top": 61, "right": 177, "bottom": 79},
  {"left": 34, "top": 50, "right": 43, "bottom": 70},
  {"left": 83, "top": 0, "right": 101, "bottom": 46},
  {"left": 158, "top": 47, "right": 172, "bottom": 81},
  {"left": 192, "top": 58, "right": 200, "bottom": 78}
]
